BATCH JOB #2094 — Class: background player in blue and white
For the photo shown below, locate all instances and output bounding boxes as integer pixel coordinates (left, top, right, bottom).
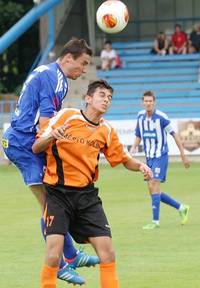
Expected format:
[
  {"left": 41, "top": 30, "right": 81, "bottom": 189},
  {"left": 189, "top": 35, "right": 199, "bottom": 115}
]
[
  {"left": 2, "top": 38, "right": 99, "bottom": 285},
  {"left": 130, "top": 90, "right": 190, "bottom": 230}
]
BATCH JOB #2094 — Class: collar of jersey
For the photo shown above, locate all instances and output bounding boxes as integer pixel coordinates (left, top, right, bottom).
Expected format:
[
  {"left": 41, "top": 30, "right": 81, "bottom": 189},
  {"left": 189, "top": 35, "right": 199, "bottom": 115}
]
[
  {"left": 145, "top": 109, "right": 156, "bottom": 119},
  {"left": 80, "top": 110, "right": 99, "bottom": 126},
  {"left": 55, "top": 61, "right": 68, "bottom": 82}
]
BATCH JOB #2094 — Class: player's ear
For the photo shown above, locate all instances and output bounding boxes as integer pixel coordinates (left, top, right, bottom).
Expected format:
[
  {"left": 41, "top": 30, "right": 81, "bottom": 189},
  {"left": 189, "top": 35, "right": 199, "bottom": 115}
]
[
  {"left": 85, "top": 95, "right": 92, "bottom": 105},
  {"left": 62, "top": 53, "right": 73, "bottom": 63}
]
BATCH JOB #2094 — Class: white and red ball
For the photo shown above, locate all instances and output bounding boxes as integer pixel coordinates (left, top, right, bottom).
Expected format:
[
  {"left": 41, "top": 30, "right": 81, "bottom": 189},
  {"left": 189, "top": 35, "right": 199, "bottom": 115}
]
[{"left": 96, "top": 0, "right": 129, "bottom": 34}]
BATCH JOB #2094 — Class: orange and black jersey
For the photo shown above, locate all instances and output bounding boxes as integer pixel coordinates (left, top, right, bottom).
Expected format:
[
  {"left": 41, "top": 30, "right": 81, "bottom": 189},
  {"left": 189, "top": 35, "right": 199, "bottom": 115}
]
[{"left": 38, "top": 108, "right": 131, "bottom": 187}]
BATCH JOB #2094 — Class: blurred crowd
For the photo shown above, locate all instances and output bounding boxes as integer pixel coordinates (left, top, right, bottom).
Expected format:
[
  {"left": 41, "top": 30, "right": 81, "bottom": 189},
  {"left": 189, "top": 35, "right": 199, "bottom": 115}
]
[
  {"left": 99, "top": 23, "right": 200, "bottom": 71},
  {"left": 151, "top": 23, "right": 200, "bottom": 55}
]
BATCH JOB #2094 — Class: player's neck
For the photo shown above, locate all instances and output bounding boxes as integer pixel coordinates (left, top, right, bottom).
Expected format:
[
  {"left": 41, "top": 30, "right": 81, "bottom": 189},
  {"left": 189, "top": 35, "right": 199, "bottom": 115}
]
[
  {"left": 82, "top": 109, "right": 102, "bottom": 125},
  {"left": 57, "top": 59, "right": 68, "bottom": 77},
  {"left": 146, "top": 110, "right": 154, "bottom": 118}
]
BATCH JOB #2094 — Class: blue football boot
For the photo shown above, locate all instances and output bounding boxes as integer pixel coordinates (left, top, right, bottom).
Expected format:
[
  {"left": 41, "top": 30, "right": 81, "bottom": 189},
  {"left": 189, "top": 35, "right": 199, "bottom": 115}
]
[
  {"left": 57, "top": 264, "right": 85, "bottom": 285},
  {"left": 68, "top": 248, "right": 100, "bottom": 269}
]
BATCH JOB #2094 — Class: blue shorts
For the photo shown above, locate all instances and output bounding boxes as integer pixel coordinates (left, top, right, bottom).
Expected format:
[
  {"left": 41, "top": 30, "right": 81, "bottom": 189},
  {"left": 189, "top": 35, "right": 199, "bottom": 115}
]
[
  {"left": 2, "top": 139, "right": 45, "bottom": 186},
  {"left": 147, "top": 154, "right": 168, "bottom": 182}
]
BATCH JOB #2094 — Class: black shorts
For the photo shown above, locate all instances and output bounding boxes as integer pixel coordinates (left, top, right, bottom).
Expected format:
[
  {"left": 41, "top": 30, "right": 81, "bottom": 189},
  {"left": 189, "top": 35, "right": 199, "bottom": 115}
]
[{"left": 44, "top": 183, "right": 111, "bottom": 243}]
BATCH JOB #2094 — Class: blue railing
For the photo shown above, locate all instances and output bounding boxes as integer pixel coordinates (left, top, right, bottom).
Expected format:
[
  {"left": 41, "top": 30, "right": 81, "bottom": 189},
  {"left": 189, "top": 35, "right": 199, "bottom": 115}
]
[
  {"left": 0, "top": 0, "right": 63, "bottom": 127},
  {"left": 0, "top": 100, "right": 17, "bottom": 115},
  {"left": 0, "top": 0, "right": 61, "bottom": 65},
  {"left": 0, "top": 98, "right": 84, "bottom": 127}
]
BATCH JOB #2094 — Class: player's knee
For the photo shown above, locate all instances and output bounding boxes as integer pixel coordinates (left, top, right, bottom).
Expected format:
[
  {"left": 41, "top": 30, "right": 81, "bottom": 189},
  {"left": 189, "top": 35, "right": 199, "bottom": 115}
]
[
  {"left": 46, "top": 251, "right": 61, "bottom": 267},
  {"left": 99, "top": 248, "right": 116, "bottom": 263},
  {"left": 148, "top": 179, "right": 160, "bottom": 192}
]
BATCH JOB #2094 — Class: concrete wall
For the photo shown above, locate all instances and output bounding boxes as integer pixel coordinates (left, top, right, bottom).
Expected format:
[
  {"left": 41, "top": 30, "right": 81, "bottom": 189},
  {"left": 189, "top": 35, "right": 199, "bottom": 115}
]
[
  {"left": 40, "top": 0, "right": 200, "bottom": 54},
  {"left": 94, "top": 0, "right": 200, "bottom": 46},
  {"left": 56, "top": 0, "right": 89, "bottom": 46}
]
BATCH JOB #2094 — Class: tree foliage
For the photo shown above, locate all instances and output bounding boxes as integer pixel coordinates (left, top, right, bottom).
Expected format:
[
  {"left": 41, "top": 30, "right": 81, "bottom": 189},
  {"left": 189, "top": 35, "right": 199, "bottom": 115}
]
[{"left": 0, "top": 0, "right": 39, "bottom": 94}]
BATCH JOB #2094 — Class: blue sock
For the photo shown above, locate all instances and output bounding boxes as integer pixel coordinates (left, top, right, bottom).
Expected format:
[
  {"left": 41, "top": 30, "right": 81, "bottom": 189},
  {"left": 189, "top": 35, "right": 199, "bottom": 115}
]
[
  {"left": 151, "top": 193, "right": 160, "bottom": 222},
  {"left": 161, "top": 192, "right": 181, "bottom": 210},
  {"left": 40, "top": 217, "right": 46, "bottom": 240},
  {"left": 40, "top": 218, "right": 66, "bottom": 269},
  {"left": 59, "top": 258, "right": 67, "bottom": 269},
  {"left": 63, "top": 233, "right": 77, "bottom": 260}
]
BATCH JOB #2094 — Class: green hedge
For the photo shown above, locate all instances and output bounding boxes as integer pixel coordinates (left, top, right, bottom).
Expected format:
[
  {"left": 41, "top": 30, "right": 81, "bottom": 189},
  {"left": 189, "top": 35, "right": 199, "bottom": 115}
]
[{"left": 0, "top": 0, "right": 39, "bottom": 95}]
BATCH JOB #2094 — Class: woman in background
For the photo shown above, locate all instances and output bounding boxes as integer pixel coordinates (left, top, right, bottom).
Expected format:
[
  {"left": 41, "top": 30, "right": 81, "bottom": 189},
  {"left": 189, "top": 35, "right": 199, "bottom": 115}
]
[{"left": 151, "top": 32, "right": 169, "bottom": 55}]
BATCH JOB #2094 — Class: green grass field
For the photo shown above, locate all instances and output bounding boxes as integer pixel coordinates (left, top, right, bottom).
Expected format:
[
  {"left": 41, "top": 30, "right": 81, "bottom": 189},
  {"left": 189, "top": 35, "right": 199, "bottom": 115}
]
[{"left": 0, "top": 162, "right": 200, "bottom": 288}]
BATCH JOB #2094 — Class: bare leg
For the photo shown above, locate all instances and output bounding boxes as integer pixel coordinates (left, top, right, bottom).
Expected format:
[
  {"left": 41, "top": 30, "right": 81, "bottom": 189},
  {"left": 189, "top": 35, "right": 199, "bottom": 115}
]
[
  {"left": 30, "top": 184, "right": 46, "bottom": 214},
  {"left": 40, "top": 234, "right": 64, "bottom": 288},
  {"left": 188, "top": 45, "right": 196, "bottom": 54},
  {"left": 101, "top": 59, "right": 110, "bottom": 70},
  {"left": 45, "top": 235, "right": 64, "bottom": 267},
  {"left": 89, "top": 236, "right": 115, "bottom": 263},
  {"left": 89, "top": 236, "right": 119, "bottom": 288},
  {"left": 148, "top": 179, "right": 161, "bottom": 195},
  {"left": 169, "top": 46, "right": 174, "bottom": 54}
]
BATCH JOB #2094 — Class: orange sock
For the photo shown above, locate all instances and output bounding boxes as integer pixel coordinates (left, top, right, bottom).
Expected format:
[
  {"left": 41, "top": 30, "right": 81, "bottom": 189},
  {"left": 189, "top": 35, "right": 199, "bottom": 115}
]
[
  {"left": 40, "top": 264, "right": 59, "bottom": 288},
  {"left": 100, "top": 262, "right": 119, "bottom": 288}
]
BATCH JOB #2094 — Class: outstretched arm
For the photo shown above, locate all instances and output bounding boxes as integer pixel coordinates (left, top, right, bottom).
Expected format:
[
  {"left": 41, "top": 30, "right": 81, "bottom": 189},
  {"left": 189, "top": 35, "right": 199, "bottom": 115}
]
[
  {"left": 172, "top": 133, "right": 190, "bottom": 168},
  {"left": 123, "top": 157, "right": 153, "bottom": 180}
]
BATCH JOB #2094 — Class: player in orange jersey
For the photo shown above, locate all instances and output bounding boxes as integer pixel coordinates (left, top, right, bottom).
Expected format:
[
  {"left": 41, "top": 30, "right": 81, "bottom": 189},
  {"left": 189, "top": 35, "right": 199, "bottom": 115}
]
[{"left": 32, "top": 80, "right": 153, "bottom": 288}]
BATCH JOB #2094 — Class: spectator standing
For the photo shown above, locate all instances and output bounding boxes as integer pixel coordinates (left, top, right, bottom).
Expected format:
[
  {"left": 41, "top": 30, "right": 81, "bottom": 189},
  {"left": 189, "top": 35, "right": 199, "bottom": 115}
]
[{"left": 169, "top": 24, "right": 187, "bottom": 54}]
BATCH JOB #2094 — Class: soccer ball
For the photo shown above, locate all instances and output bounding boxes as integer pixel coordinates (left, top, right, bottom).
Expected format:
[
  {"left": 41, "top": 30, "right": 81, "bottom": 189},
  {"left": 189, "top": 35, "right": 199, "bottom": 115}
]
[{"left": 96, "top": 0, "right": 129, "bottom": 34}]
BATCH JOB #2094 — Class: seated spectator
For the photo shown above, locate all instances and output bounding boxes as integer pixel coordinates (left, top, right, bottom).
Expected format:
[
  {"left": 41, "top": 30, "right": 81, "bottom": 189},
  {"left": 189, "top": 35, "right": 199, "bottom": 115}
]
[
  {"left": 100, "top": 40, "right": 121, "bottom": 70},
  {"left": 151, "top": 32, "right": 169, "bottom": 55},
  {"left": 188, "top": 23, "right": 200, "bottom": 53},
  {"left": 169, "top": 24, "right": 187, "bottom": 54}
]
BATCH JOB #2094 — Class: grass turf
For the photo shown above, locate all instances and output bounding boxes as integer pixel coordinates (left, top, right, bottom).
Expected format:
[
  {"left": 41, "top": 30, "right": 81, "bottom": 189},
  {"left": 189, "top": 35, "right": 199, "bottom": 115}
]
[{"left": 0, "top": 162, "right": 199, "bottom": 288}]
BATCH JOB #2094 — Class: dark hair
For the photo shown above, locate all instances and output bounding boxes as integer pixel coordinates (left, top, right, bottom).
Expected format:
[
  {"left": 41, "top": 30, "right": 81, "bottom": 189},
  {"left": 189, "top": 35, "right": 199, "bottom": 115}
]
[
  {"left": 157, "top": 31, "right": 166, "bottom": 39},
  {"left": 175, "top": 24, "right": 181, "bottom": 29},
  {"left": 104, "top": 40, "right": 112, "bottom": 45},
  {"left": 59, "top": 38, "right": 93, "bottom": 59},
  {"left": 86, "top": 79, "right": 114, "bottom": 96},
  {"left": 142, "top": 90, "right": 156, "bottom": 100}
]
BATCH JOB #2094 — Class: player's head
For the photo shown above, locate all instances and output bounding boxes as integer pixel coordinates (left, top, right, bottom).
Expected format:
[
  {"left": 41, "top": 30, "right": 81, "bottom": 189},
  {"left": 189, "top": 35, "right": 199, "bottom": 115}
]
[
  {"left": 85, "top": 80, "right": 113, "bottom": 114},
  {"left": 142, "top": 91, "right": 156, "bottom": 113},
  {"left": 58, "top": 38, "right": 93, "bottom": 79}
]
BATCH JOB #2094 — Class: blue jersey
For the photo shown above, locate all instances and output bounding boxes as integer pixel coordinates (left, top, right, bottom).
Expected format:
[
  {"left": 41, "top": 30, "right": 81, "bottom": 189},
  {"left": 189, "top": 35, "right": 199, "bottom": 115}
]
[
  {"left": 6, "top": 62, "right": 68, "bottom": 149},
  {"left": 135, "top": 109, "right": 175, "bottom": 159}
]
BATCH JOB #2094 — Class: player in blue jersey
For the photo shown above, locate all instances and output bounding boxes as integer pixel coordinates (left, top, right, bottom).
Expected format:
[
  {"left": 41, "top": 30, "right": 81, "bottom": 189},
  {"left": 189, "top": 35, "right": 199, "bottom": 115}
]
[
  {"left": 1, "top": 38, "right": 99, "bottom": 285},
  {"left": 130, "top": 91, "right": 190, "bottom": 230}
]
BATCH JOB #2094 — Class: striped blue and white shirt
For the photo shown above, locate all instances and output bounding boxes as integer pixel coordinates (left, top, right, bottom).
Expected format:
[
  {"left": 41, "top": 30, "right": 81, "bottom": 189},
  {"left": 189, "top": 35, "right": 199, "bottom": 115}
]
[{"left": 135, "top": 109, "right": 175, "bottom": 159}]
